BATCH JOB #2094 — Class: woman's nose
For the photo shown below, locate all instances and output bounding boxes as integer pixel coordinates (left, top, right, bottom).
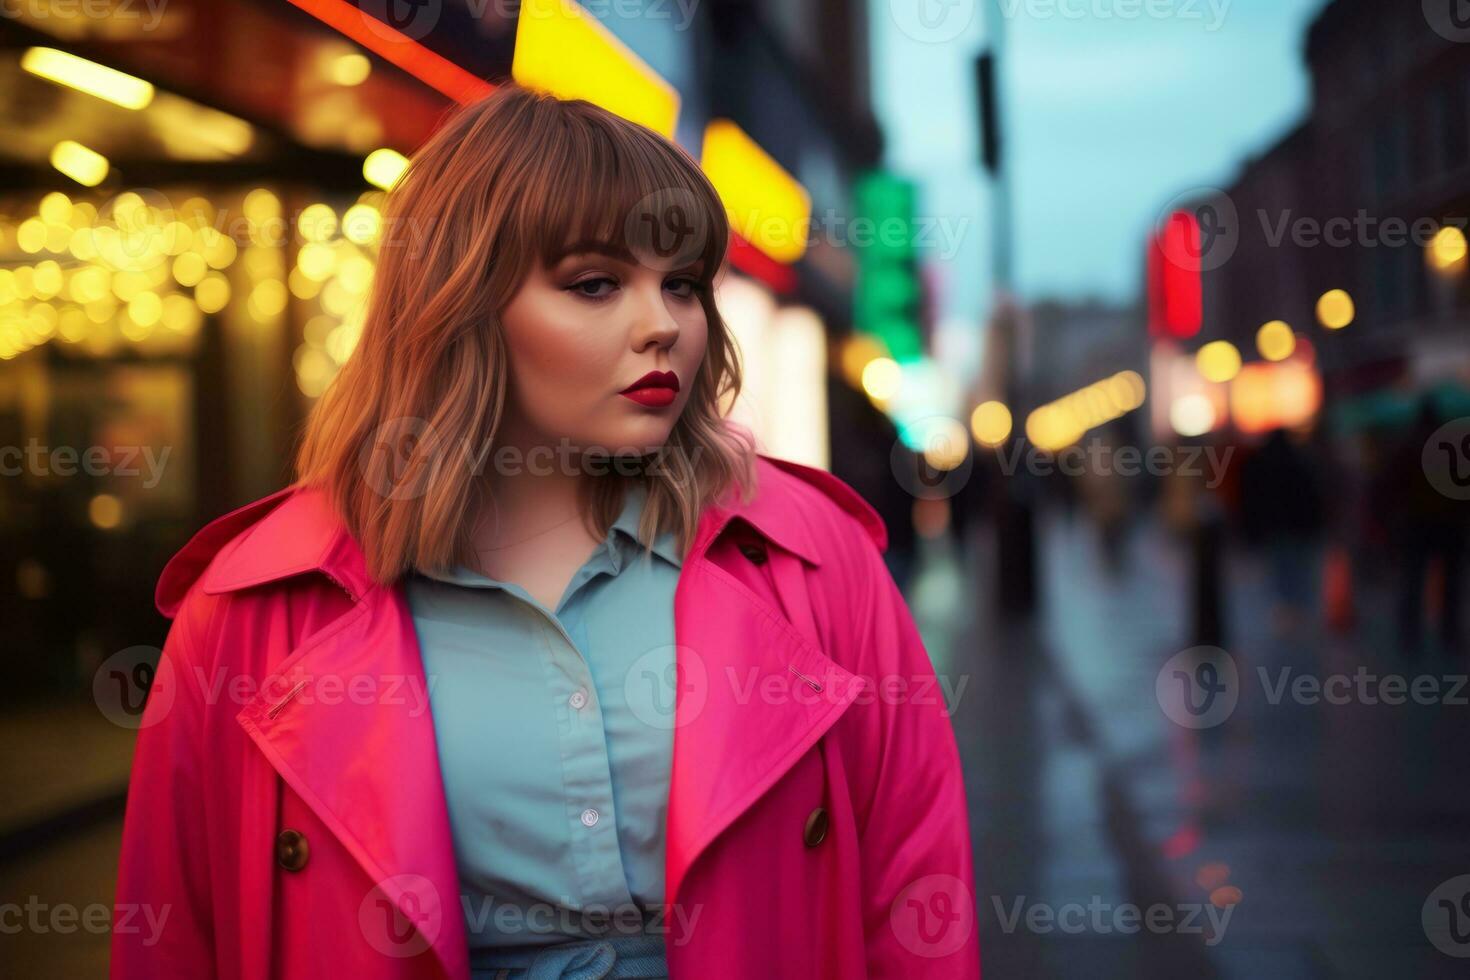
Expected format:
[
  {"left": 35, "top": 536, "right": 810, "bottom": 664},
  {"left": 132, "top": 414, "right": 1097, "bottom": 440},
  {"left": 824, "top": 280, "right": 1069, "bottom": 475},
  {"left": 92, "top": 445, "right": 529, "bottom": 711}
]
[{"left": 629, "top": 281, "right": 679, "bottom": 349}]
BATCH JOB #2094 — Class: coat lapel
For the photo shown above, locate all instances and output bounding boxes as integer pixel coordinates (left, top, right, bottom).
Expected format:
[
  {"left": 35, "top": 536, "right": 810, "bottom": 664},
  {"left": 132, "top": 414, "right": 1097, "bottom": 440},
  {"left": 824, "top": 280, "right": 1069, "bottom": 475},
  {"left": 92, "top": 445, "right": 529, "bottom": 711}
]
[
  {"left": 189, "top": 488, "right": 470, "bottom": 980},
  {"left": 664, "top": 553, "right": 864, "bottom": 907},
  {"left": 231, "top": 581, "right": 471, "bottom": 980}
]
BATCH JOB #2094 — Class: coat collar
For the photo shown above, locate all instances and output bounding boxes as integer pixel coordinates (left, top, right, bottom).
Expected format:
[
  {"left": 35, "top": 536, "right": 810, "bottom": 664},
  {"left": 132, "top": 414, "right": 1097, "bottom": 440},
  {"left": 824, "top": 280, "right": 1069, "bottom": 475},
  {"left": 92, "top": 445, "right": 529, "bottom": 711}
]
[{"left": 158, "top": 453, "right": 885, "bottom": 618}]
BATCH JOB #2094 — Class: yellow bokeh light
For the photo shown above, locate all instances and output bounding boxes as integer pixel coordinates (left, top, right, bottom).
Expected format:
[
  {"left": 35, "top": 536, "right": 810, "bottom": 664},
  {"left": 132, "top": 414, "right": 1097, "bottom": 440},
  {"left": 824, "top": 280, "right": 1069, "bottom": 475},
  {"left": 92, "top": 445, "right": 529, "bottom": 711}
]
[
  {"left": 289, "top": 268, "right": 323, "bottom": 300},
  {"left": 297, "top": 242, "right": 338, "bottom": 281},
  {"left": 89, "top": 493, "right": 123, "bottom": 529},
  {"left": 69, "top": 265, "right": 110, "bottom": 303},
  {"left": 68, "top": 226, "right": 98, "bottom": 261},
  {"left": 50, "top": 140, "right": 109, "bottom": 187},
  {"left": 39, "top": 191, "right": 72, "bottom": 223},
  {"left": 1025, "top": 404, "right": 1082, "bottom": 452},
  {"left": 58, "top": 307, "right": 87, "bottom": 343},
  {"left": 1196, "top": 340, "right": 1242, "bottom": 383},
  {"left": 1256, "top": 320, "right": 1296, "bottom": 362},
  {"left": 32, "top": 261, "right": 63, "bottom": 299},
  {"left": 161, "top": 293, "right": 202, "bottom": 334},
  {"left": 1115, "top": 370, "right": 1146, "bottom": 410},
  {"left": 341, "top": 203, "right": 381, "bottom": 246},
  {"left": 17, "top": 219, "right": 46, "bottom": 253},
  {"left": 172, "top": 252, "right": 207, "bottom": 287},
  {"left": 336, "top": 254, "right": 374, "bottom": 295},
  {"left": 1427, "top": 225, "right": 1468, "bottom": 273},
  {"left": 839, "top": 333, "right": 888, "bottom": 389},
  {"left": 128, "top": 291, "right": 163, "bottom": 326},
  {"left": 330, "top": 52, "right": 372, "bottom": 86},
  {"left": 861, "top": 357, "right": 902, "bottom": 401},
  {"left": 248, "top": 279, "right": 288, "bottom": 320},
  {"left": 200, "top": 230, "right": 238, "bottom": 270},
  {"left": 195, "top": 273, "right": 230, "bottom": 313},
  {"left": 1315, "top": 289, "right": 1354, "bottom": 330},
  {"left": 23, "top": 47, "right": 153, "bottom": 109},
  {"left": 243, "top": 188, "right": 282, "bottom": 225},
  {"left": 970, "top": 401, "right": 1013, "bottom": 447},
  {"left": 298, "top": 203, "right": 338, "bottom": 244},
  {"left": 907, "top": 417, "right": 970, "bottom": 473},
  {"left": 363, "top": 148, "right": 409, "bottom": 191}
]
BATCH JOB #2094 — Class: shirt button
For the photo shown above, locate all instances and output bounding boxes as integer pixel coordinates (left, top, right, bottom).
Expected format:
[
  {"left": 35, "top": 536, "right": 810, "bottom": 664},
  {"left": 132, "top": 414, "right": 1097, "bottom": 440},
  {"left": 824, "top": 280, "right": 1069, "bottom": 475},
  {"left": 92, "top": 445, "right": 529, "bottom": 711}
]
[
  {"left": 738, "top": 540, "right": 768, "bottom": 565},
  {"left": 569, "top": 690, "right": 588, "bottom": 709},
  {"left": 580, "top": 808, "right": 599, "bottom": 827}
]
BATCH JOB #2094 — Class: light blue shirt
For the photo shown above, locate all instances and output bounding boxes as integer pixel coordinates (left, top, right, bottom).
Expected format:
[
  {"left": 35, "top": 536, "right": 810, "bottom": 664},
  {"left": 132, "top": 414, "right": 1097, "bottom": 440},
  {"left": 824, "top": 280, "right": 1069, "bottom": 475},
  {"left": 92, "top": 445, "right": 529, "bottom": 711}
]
[{"left": 405, "top": 483, "right": 681, "bottom": 949}]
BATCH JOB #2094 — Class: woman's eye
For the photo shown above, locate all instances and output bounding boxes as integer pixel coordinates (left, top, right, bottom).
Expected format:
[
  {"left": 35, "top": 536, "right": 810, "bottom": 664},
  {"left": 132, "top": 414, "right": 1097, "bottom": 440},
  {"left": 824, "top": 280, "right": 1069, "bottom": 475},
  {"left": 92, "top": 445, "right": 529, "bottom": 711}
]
[
  {"left": 665, "top": 277, "right": 699, "bottom": 298},
  {"left": 569, "top": 276, "right": 617, "bottom": 299}
]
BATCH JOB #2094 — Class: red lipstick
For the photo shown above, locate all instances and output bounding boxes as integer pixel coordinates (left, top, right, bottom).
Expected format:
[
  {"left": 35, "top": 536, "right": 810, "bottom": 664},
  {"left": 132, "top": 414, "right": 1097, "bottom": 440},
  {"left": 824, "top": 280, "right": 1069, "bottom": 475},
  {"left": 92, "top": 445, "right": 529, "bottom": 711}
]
[{"left": 619, "top": 370, "right": 679, "bottom": 408}]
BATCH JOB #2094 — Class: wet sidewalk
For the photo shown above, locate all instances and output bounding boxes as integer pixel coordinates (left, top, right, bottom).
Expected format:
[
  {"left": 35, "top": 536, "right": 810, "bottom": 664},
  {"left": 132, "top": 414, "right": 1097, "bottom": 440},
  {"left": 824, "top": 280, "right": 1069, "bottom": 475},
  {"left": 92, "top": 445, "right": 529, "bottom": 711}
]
[{"left": 936, "top": 509, "right": 1470, "bottom": 978}]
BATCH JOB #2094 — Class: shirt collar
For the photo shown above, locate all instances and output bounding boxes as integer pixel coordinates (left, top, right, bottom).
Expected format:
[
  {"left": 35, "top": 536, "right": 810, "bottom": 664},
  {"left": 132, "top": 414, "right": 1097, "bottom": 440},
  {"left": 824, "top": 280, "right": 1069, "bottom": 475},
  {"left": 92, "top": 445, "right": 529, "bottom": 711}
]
[
  {"left": 414, "top": 482, "right": 679, "bottom": 586},
  {"left": 606, "top": 481, "right": 682, "bottom": 572}
]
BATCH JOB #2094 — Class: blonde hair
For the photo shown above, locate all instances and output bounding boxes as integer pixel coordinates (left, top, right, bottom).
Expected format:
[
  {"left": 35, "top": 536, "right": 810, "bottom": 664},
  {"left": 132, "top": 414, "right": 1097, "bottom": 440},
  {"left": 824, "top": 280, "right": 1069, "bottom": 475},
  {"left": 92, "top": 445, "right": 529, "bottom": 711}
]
[{"left": 293, "top": 84, "right": 757, "bottom": 584}]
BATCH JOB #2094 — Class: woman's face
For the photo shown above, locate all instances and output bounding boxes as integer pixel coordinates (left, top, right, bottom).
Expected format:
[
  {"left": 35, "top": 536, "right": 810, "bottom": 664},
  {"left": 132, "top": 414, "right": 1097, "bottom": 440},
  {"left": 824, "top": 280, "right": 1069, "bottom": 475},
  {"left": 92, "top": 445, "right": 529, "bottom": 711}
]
[{"left": 496, "top": 244, "right": 709, "bottom": 462}]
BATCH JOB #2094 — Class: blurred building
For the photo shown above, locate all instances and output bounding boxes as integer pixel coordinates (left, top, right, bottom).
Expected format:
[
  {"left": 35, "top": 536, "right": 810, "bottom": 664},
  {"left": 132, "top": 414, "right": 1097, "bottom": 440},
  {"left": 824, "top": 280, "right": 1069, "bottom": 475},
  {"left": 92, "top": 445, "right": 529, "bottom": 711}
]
[
  {"left": 1169, "top": 0, "right": 1470, "bottom": 441},
  {"left": 0, "top": 0, "right": 884, "bottom": 699}
]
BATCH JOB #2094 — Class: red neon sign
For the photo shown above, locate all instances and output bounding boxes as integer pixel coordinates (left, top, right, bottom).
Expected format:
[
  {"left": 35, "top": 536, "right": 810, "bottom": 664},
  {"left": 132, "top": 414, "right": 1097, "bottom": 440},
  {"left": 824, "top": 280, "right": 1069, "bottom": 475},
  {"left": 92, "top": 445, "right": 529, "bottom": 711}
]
[
  {"left": 1147, "top": 210, "right": 1203, "bottom": 339},
  {"left": 286, "top": 0, "right": 496, "bottom": 104}
]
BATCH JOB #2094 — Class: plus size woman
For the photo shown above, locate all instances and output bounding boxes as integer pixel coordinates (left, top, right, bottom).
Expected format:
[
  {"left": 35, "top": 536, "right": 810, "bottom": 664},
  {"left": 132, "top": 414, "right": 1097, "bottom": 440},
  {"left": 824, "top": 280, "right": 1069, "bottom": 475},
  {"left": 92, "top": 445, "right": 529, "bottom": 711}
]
[{"left": 112, "top": 84, "right": 980, "bottom": 980}]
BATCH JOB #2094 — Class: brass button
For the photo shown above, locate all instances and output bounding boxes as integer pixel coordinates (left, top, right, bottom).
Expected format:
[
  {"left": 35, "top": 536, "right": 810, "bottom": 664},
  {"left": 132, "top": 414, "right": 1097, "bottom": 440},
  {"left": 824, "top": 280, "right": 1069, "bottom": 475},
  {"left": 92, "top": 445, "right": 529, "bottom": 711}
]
[
  {"left": 737, "top": 541, "right": 767, "bottom": 565},
  {"left": 803, "top": 806, "right": 829, "bottom": 847},
  {"left": 276, "top": 829, "right": 310, "bottom": 871}
]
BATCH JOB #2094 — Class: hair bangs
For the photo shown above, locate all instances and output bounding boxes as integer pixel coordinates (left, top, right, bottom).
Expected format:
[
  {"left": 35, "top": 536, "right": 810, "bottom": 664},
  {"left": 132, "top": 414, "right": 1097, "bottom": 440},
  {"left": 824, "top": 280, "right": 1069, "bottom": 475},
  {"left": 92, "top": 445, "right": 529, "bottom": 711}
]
[{"left": 513, "top": 102, "right": 730, "bottom": 286}]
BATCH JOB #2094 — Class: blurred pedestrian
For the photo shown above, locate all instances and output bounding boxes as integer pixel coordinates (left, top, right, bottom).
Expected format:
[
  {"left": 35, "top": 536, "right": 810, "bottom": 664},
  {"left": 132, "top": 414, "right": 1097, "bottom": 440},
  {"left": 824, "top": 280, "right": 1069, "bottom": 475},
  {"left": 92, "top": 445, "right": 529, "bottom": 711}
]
[
  {"left": 1239, "top": 427, "right": 1327, "bottom": 632},
  {"left": 1385, "top": 397, "right": 1466, "bottom": 657}
]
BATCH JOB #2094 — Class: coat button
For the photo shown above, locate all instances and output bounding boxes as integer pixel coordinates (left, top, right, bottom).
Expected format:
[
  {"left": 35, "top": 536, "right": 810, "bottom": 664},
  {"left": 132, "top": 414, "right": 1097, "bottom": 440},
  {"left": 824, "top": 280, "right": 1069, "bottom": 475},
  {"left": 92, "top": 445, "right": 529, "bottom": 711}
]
[
  {"left": 276, "top": 829, "right": 310, "bottom": 871},
  {"left": 803, "top": 806, "right": 829, "bottom": 847},
  {"left": 737, "top": 541, "right": 767, "bottom": 565}
]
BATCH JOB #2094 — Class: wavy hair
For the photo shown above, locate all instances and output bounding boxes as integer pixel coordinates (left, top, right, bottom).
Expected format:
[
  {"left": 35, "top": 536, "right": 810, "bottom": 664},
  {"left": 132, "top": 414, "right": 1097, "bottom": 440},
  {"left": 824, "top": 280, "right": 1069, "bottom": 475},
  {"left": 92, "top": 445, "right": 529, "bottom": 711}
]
[{"left": 293, "top": 83, "right": 757, "bottom": 584}]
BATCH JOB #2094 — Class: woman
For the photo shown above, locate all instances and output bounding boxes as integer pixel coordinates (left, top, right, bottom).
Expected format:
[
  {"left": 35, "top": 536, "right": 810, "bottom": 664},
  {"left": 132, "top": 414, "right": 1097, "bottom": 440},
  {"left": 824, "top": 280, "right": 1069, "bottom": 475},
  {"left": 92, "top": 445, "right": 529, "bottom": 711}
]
[{"left": 112, "top": 84, "right": 979, "bottom": 980}]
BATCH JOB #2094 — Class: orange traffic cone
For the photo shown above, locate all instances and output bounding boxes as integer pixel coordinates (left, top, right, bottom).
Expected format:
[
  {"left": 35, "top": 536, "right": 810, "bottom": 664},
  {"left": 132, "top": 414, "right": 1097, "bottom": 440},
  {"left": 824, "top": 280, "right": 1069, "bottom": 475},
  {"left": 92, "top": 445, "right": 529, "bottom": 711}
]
[{"left": 1324, "top": 545, "right": 1355, "bottom": 633}]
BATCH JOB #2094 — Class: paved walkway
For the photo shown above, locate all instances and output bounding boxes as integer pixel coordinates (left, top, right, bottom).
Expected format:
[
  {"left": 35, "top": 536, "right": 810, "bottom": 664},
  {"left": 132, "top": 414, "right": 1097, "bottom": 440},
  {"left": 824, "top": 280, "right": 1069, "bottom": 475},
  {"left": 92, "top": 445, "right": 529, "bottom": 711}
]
[{"left": 940, "top": 509, "right": 1470, "bottom": 978}]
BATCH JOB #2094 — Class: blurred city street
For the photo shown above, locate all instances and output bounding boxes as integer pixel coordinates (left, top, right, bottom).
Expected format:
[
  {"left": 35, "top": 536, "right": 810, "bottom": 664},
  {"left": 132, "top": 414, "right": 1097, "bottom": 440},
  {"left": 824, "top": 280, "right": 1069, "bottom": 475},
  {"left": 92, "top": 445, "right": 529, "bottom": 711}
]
[
  {"left": 3, "top": 0, "right": 1469, "bottom": 974},
  {"left": 943, "top": 509, "right": 1470, "bottom": 978}
]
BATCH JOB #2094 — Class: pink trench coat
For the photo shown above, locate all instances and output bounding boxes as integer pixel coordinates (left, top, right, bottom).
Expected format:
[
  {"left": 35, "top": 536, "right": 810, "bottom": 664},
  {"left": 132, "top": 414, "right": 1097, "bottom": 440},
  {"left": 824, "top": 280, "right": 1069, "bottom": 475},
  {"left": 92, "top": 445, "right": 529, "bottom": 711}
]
[{"left": 112, "top": 453, "right": 981, "bottom": 980}]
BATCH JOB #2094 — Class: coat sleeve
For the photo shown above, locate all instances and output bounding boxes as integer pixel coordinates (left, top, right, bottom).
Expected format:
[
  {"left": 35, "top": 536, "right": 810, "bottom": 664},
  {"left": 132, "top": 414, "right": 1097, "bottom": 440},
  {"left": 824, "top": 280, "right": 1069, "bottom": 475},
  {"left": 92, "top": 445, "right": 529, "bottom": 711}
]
[
  {"left": 845, "top": 527, "right": 982, "bottom": 979},
  {"left": 111, "top": 587, "right": 218, "bottom": 978}
]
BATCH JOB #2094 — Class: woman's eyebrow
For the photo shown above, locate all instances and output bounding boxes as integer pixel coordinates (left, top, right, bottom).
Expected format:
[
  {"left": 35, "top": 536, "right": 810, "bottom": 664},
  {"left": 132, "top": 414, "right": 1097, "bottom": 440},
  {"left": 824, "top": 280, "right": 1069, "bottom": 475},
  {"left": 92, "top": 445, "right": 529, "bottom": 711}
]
[{"left": 551, "top": 239, "right": 637, "bottom": 265}]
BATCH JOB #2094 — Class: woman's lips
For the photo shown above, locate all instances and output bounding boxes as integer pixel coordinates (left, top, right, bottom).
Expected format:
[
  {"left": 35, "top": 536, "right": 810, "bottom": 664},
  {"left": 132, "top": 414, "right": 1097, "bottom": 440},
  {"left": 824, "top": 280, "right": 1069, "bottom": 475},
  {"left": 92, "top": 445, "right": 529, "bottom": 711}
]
[
  {"left": 620, "top": 387, "right": 677, "bottom": 408},
  {"left": 619, "top": 370, "right": 679, "bottom": 408}
]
